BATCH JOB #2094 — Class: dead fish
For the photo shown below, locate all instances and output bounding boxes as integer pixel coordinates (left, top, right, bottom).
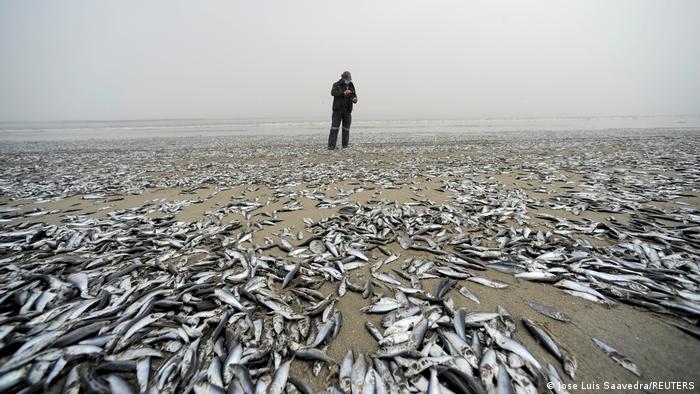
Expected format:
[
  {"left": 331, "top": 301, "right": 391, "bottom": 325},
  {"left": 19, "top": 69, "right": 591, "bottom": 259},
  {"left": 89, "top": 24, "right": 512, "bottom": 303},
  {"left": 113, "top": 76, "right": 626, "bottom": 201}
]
[
  {"left": 0, "top": 366, "right": 29, "bottom": 392},
  {"left": 361, "top": 297, "right": 403, "bottom": 314},
  {"left": 279, "top": 239, "right": 294, "bottom": 252},
  {"left": 365, "top": 321, "right": 384, "bottom": 342},
  {"left": 398, "top": 234, "right": 412, "bottom": 249},
  {"left": 372, "top": 342, "right": 421, "bottom": 358},
  {"left": 268, "top": 359, "right": 292, "bottom": 394},
  {"left": 479, "top": 349, "right": 497, "bottom": 393},
  {"left": 294, "top": 347, "right": 336, "bottom": 364},
  {"left": 283, "top": 265, "right": 299, "bottom": 288},
  {"left": 514, "top": 271, "right": 558, "bottom": 282},
  {"left": 591, "top": 338, "right": 641, "bottom": 377},
  {"left": 468, "top": 276, "right": 508, "bottom": 289},
  {"left": 463, "top": 312, "right": 499, "bottom": 326},
  {"left": 82, "top": 194, "right": 105, "bottom": 200},
  {"left": 339, "top": 350, "right": 354, "bottom": 393},
  {"left": 435, "top": 267, "right": 471, "bottom": 279},
  {"left": 310, "top": 240, "right": 326, "bottom": 254},
  {"left": 338, "top": 205, "right": 359, "bottom": 215},
  {"left": 214, "top": 288, "right": 247, "bottom": 312},
  {"left": 347, "top": 248, "right": 369, "bottom": 262},
  {"left": 105, "top": 374, "right": 135, "bottom": 394},
  {"left": 486, "top": 262, "right": 526, "bottom": 274},
  {"left": 457, "top": 286, "right": 480, "bottom": 304},
  {"left": 351, "top": 353, "right": 367, "bottom": 394},
  {"left": 485, "top": 325, "right": 541, "bottom": 370},
  {"left": 523, "top": 319, "right": 577, "bottom": 379},
  {"left": 526, "top": 302, "right": 571, "bottom": 323},
  {"left": 372, "top": 272, "right": 402, "bottom": 286}
]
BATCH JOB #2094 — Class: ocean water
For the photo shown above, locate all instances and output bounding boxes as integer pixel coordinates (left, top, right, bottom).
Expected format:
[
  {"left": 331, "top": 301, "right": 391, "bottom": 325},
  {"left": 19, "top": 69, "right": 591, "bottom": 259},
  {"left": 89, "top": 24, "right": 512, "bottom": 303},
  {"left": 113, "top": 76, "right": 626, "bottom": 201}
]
[{"left": 1, "top": 115, "right": 699, "bottom": 141}]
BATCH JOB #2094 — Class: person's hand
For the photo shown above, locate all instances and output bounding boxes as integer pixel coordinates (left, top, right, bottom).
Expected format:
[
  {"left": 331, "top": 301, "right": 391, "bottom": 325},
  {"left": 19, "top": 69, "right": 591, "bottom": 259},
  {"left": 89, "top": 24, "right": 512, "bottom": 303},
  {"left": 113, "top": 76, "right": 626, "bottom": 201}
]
[
  {"left": 352, "top": 97, "right": 358, "bottom": 104},
  {"left": 344, "top": 90, "right": 352, "bottom": 96}
]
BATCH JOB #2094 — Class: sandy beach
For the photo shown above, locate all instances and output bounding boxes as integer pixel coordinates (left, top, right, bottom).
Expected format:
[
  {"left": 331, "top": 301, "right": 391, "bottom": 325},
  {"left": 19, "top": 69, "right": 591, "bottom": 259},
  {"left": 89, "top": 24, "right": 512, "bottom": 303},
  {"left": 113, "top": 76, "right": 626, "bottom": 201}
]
[{"left": 1, "top": 128, "right": 699, "bottom": 393}]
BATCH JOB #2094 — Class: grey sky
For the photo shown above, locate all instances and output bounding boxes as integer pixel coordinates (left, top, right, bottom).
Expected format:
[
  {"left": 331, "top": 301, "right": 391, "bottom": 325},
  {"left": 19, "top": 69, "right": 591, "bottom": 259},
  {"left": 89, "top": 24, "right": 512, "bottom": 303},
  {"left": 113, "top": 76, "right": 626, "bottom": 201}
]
[{"left": 1, "top": 0, "right": 699, "bottom": 122}]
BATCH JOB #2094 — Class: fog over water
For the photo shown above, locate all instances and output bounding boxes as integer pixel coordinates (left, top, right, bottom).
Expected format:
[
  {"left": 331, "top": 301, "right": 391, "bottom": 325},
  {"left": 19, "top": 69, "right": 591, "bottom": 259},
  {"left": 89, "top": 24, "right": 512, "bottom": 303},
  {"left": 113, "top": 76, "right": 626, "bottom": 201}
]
[{"left": 1, "top": 1, "right": 699, "bottom": 130}]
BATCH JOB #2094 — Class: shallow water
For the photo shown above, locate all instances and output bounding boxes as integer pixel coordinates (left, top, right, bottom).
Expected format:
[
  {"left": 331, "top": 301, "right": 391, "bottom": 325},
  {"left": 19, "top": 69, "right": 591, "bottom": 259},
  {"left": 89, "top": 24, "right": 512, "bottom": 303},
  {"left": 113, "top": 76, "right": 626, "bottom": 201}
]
[{"left": 2, "top": 115, "right": 700, "bottom": 141}]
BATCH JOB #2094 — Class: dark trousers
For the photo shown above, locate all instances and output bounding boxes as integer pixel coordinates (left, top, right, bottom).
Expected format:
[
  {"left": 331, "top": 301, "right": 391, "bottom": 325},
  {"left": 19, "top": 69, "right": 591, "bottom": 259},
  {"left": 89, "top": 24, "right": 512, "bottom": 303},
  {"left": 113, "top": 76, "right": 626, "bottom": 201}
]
[{"left": 328, "top": 111, "right": 351, "bottom": 148}]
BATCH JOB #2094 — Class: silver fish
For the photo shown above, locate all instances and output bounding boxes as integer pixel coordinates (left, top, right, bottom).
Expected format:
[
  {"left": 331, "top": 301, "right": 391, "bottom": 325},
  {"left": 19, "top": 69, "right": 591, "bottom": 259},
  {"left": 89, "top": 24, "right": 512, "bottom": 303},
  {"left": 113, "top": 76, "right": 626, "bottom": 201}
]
[{"left": 591, "top": 337, "right": 641, "bottom": 377}]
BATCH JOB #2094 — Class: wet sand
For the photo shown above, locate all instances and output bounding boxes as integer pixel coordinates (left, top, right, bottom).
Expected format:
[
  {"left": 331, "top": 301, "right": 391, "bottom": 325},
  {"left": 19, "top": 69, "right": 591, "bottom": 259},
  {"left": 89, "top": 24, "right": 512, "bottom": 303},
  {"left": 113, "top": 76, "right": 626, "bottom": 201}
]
[{"left": 1, "top": 129, "right": 699, "bottom": 392}]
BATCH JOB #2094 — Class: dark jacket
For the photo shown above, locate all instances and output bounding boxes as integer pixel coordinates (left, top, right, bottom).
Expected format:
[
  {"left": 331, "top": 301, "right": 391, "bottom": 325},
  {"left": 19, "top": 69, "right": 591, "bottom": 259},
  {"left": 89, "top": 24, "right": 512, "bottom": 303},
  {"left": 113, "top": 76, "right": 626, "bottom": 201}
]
[{"left": 331, "top": 79, "right": 357, "bottom": 113}]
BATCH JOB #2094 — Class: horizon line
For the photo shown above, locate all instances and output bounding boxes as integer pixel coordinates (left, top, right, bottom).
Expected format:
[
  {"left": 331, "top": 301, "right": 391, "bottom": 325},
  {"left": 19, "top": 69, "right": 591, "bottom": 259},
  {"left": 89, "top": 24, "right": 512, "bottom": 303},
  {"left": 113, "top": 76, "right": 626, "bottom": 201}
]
[{"left": 1, "top": 113, "right": 699, "bottom": 125}]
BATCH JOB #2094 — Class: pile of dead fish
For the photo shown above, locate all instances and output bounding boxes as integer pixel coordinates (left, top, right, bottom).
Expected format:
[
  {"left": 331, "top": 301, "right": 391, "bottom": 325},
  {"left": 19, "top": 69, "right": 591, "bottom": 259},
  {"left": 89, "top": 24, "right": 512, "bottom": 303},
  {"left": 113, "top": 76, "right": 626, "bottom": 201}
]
[
  {"left": 2, "top": 128, "right": 696, "bottom": 202},
  {"left": 0, "top": 196, "right": 694, "bottom": 393},
  {"left": 0, "top": 200, "right": 549, "bottom": 393},
  {"left": 0, "top": 130, "right": 699, "bottom": 393}
]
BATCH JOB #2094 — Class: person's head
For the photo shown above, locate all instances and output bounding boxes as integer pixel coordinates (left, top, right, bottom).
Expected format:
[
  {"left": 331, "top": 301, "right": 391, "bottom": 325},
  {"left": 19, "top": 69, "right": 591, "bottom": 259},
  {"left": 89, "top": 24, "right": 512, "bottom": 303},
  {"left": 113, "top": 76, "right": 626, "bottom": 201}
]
[{"left": 341, "top": 71, "right": 352, "bottom": 84}]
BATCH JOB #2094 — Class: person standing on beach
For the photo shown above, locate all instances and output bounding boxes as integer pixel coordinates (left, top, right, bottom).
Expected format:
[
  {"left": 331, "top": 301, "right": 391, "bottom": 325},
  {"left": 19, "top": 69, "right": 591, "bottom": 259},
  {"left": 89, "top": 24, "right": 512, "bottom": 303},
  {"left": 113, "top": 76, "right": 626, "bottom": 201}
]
[{"left": 328, "top": 71, "right": 357, "bottom": 149}]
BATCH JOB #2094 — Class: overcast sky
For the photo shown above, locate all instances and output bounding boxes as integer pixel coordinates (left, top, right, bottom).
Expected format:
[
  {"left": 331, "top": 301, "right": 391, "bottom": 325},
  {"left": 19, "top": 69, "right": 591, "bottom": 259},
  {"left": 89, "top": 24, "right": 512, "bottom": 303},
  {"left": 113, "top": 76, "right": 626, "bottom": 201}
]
[{"left": 1, "top": 0, "right": 699, "bottom": 122}]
